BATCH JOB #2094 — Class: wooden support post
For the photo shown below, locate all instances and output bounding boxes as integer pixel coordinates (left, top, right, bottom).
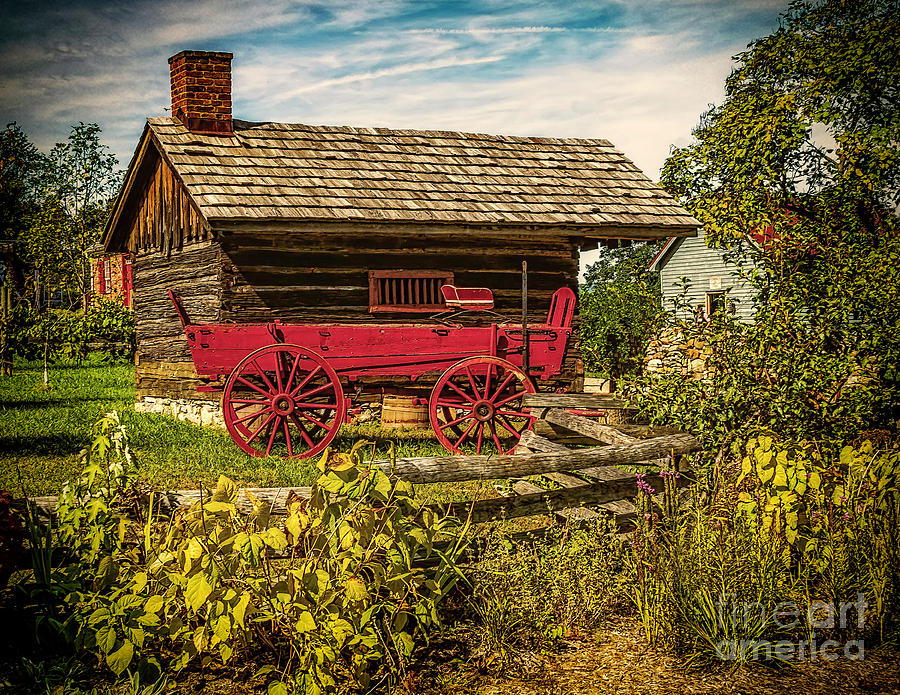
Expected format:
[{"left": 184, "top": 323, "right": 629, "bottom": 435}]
[{"left": 521, "top": 259, "right": 529, "bottom": 373}]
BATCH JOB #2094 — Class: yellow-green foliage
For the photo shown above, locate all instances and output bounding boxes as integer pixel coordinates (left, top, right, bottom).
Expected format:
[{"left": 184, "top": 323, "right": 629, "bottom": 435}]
[
  {"left": 629, "top": 438, "right": 900, "bottom": 660},
  {"left": 33, "top": 417, "right": 467, "bottom": 694}
]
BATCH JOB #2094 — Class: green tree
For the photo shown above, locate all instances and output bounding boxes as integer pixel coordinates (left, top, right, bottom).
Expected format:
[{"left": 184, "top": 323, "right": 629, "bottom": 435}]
[
  {"left": 579, "top": 242, "right": 662, "bottom": 381},
  {"left": 0, "top": 123, "right": 45, "bottom": 243},
  {"left": 22, "top": 123, "right": 119, "bottom": 307},
  {"left": 637, "top": 0, "right": 900, "bottom": 451}
]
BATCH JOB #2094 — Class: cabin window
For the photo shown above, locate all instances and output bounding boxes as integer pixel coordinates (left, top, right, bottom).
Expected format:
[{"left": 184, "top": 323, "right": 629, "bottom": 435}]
[
  {"left": 706, "top": 291, "right": 727, "bottom": 317},
  {"left": 103, "top": 259, "right": 112, "bottom": 293},
  {"left": 368, "top": 270, "right": 453, "bottom": 313}
]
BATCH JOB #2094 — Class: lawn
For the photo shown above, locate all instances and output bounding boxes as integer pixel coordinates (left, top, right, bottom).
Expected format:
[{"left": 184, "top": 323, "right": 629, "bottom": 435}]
[{"left": 0, "top": 357, "right": 478, "bottom": 499}]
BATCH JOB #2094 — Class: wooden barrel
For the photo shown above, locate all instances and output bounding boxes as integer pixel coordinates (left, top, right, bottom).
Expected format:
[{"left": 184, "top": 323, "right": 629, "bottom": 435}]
[{"left": 381, "top": 396, "right": 429, "bottom": 430}]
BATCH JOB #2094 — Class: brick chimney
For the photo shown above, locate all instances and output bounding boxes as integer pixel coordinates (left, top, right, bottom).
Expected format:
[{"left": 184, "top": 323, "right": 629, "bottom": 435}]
[{"left": 168, "top": 50, "right": 233, "bottom": 135}]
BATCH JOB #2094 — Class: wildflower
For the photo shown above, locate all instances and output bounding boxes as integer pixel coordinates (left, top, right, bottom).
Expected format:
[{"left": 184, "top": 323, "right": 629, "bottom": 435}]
[{"left": 842, "top": 513, "right": 850, "bottom": 521}]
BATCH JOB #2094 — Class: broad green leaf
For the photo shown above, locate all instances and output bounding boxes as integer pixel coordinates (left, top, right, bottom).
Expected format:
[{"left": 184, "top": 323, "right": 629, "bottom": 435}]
[
  {"left": 145, "top": 595, "right": 165, "bottom": 613},
  {"left": 344, "top": 576, "right": 368, "bottom": 602},
  {"left": 213, "top": 475, "right": 237, "bottom": 503},
  {"left": 295, "top": 610, "right": 317, "bottom": 633},
  {"left": 185, "top": 571, "right": 213, "bottom": 612},
  {"left": 773, "top": 465, "right": 788, "bottom": 489},
  {"left": 105, "top": 640, "right": 134, "bottom": 676}
]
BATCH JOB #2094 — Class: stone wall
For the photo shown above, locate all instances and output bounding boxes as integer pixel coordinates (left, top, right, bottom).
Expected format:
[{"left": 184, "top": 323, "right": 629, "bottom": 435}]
[
  {"left": 134, "top": 396, "right": 225, "bottom": 428},
  {"left": 645, "top": 329, "right": 711, "bottom": 379}
]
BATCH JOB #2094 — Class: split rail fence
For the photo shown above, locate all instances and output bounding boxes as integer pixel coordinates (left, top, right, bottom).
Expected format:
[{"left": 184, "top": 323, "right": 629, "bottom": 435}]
[{"left": 22, "top": 394, "right": 700, "bottom": 533}]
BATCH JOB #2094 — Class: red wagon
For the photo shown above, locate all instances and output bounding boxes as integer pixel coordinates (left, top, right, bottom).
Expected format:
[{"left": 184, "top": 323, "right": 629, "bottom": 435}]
[{"left": 169, "top": 286, "right": 576, "bottom": 459}]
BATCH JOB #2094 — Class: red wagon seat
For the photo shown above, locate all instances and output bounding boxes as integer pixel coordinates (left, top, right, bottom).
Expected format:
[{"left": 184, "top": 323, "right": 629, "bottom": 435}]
[{"left": 440, "top": 285, "right": 495, "bottom": 311}]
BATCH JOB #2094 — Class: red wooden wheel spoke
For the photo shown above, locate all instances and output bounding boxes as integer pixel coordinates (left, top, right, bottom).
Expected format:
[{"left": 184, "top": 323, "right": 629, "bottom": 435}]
[
  {"left": 297, "top": 410, "right": 330, "bottom": 431},
  {"left": 434, "top": 398, "right": 466, "bottom": 408},
  {"left": 236, "top": 376, "right": 271, "bottom": 398},
  {"left": 487, "top": 373, "right": 516, "bottom": 404},
  {"left": 295, "top": 402, "right": 338, "bottom": 410},
  {"left": 496, "top": 408, "right": 532, "bottom": 419},
  {"left": 445, "top": 380, "right": 475, "bottom": 404},
  {"left": 475, "top": 422, "right": 485, "bottom": 455},
  {"left": 497, "top": 414, "right": 522, "bottom": 438},
  {"left": 464, "top": 366, "right": 480, "bottom": 398},
  {"left": 453, "top": 419, "right": 477, "bottom": 449},
  {"left": 483, "top": 364, "right": 493, "bottom": 399},
  {"left": 440, "top": 412, "right": 474, "bottom": 430},
  {"left": 289, "top": 365, "right": 322, "bottom": 397},
  {"left": 251, "top": 359, "right": 278, "bottom": 393},
  {"left": 283, "top": 420, "right": 294, "bottom": 457},
  {"left": 224, "top": 345, "right": 344, "bottom": 459},
  {"left": 285, "top": 353, "right": 301, "bottom": 392},
  {"left": 273, "top": 354, "right": 284, "bottom": 391},
  {"left": 289, "top": 414, "right": 317, "bottom": 448},
  {"left": 293, "top": 381, "right": 336, "bottom": 402},
  {"left": 247, "top": 413, "right": 276, "bottom": 444},
  {"left": 488, "top": 421, "right": 504, "bottom": 453},
  {"left": 494, "top": 390, "right": 528, "bottom": 408},
  {"left": 265, "top": 416, "right": 280, "bottom": 456},
  {"left": 234, "top": 407, "right": 271, "bottom": 427}
]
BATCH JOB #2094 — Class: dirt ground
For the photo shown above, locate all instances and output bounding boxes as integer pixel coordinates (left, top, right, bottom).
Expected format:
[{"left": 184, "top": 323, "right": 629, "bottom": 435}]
[{"left": 409, "top": 617, "right": 900, "bottom": 695}]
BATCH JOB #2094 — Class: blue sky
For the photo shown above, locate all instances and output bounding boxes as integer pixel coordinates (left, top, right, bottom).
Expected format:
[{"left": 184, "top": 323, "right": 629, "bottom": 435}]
[{"left": 1, "top": 0, "right": 790, "bottom": 182}]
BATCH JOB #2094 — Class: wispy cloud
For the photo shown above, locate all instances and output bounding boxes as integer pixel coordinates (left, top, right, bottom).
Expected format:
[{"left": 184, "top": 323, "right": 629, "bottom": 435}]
[
  {"left": 272, "top": 55, "right": 506, "bottom": 100},
  {"left": 400, "top": 26, "right": 629, "bottom": 35}
]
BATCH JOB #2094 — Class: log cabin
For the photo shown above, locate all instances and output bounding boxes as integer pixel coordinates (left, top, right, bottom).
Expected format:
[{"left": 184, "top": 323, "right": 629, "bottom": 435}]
[{"left": 102, "top": 50, "right": 699, "bottom": 422}]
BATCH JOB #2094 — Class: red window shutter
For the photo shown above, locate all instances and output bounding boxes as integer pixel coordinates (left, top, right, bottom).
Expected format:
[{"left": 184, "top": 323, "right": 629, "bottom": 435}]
[
  {"left": 97, "top": 259, "right": 106, "bottom": 294},
  {"left": 123, "top": 257, "right": 133, "bottom": 307}
]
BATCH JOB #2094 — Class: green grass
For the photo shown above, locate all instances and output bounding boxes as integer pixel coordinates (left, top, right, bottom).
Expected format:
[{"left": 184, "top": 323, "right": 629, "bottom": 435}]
[{"left": 0, "top": 358, "right": 505, "bottom": 503}]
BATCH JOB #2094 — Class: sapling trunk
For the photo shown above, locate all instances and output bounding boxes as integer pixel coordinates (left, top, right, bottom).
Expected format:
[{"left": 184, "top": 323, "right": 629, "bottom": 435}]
[{"left": 43, "top": 328, "right": 49, "bottom": 387}]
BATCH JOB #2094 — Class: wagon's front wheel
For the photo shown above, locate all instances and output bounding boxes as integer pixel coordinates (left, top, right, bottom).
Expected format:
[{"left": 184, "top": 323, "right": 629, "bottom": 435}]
[
  {"left": 429, "top": 356, "right": 536, "bottom": 455},
  {"left": 223, "top": 344, "right": 344, "bottom": 459}
]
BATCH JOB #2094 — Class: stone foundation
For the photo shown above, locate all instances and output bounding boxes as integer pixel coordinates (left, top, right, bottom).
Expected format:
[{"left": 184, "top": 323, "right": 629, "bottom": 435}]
[
  {"left": 645, "top": 329, "right": 711, "bottom": 379},
  {"left": 135, "top": 396, "right": 225, "bottom": 428}
]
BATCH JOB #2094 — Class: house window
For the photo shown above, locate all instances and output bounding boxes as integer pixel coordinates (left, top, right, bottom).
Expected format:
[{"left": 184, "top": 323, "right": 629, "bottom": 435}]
[
  {"left": 706, "top": 291, "right": 727, "bottom": 317},
  {"left": 103, "top": 259, "right": 112, "bottom": 294},
  {"left": 368, "top": 270, "right": 453, "bottom": 312}
]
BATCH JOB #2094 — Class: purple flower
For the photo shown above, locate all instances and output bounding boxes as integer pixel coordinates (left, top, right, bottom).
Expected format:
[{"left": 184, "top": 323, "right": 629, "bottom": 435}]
[{"left": 842, "top": 513, "right": 850, "bottom": 521}]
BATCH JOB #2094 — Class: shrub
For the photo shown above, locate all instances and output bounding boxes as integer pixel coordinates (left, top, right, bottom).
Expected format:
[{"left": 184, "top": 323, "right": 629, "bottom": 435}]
[
  {"left": 14, "top": 415, "right": 467, "bottom": 694},
  {"left": 628, "top": 438, "right": 900, "bottom": 662},
  {"left": 2, "top": 296, "right": 135, "bottom": 362},
  {"left": 469, "top": 519, "right": 628, "bottom": 670}
]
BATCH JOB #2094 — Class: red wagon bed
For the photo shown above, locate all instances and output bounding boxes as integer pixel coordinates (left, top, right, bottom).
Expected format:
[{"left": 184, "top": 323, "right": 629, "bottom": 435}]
[{"left": 170, "top": 286, "right": 576, "bottom": 459}]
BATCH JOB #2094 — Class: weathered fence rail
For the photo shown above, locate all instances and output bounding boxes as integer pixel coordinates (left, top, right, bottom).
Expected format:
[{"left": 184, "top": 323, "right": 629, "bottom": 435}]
[{"left": 18, "top": 397, "right": 700, "bottom": 530}]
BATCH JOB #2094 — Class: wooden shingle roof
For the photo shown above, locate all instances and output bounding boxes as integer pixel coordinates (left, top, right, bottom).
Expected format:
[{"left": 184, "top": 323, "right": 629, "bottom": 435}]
[{"left": 143, "top": 117, "right": 698, "bottom": 231}]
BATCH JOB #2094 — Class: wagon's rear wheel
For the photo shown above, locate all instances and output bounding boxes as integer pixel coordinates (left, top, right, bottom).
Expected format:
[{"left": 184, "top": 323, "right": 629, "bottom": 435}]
[
  {"left": 223, "top": 344, "right": 344, "bottom": 459},
  {"left": 429, "top": 356, "right": 536, "bottom": 455}
]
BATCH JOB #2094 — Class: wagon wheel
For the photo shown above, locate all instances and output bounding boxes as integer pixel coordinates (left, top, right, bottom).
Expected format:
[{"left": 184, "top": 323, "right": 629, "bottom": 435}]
[
  {"left": 222, "top": 344, "right": 344, "bottom": 459},
  {"left": 429, "top": 356, "right": 536, "bottom": 455}
]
